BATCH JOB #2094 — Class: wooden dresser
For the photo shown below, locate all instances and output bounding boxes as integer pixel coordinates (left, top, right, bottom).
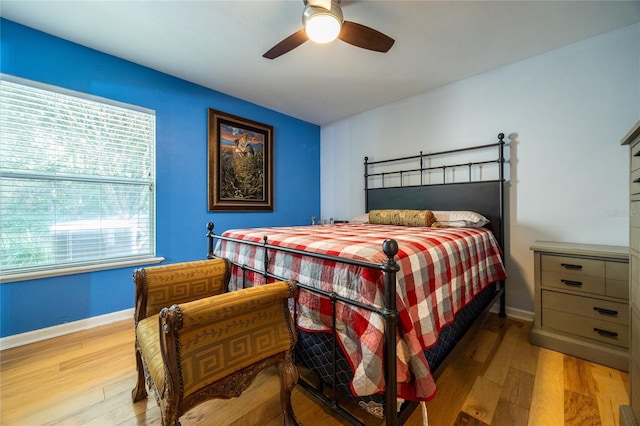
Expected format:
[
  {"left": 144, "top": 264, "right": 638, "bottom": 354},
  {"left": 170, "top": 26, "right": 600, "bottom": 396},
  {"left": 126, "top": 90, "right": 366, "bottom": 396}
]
[
  {"left": 530, "top": 241, "right": 629, "bottom": 371},
  {"left": 622, "top": 119, "right": 640, "bottom": 426}
]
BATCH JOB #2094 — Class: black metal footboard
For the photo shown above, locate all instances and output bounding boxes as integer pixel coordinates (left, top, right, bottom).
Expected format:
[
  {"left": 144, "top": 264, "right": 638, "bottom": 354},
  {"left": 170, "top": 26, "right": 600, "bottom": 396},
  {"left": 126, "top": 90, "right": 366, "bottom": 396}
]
[{"left": 207, "top": 222, "right": 407, "bottom": 425}]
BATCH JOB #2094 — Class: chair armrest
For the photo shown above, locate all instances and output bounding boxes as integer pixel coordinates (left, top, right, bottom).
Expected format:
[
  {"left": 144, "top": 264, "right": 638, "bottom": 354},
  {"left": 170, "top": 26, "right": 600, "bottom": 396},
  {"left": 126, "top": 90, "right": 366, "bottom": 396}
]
[
  {"left": 160, "top": 280, "right": 297, "bottom": 399},
  {"left": 133, "top": 258, "right": 231, "bottom": 323}
]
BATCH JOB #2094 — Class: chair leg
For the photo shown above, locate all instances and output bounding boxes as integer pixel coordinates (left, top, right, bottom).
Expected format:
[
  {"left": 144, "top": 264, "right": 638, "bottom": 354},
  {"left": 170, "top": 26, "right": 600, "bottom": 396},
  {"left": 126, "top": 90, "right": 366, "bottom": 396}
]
[
  {"left": 278, "top": 352, "right": 300, "bottom": 426},
  {"left": 161, "top": 409, "right": 181, "bottom": 426},
  {"left": 131, "top": 345, "right": 148, "bottom": 402}
]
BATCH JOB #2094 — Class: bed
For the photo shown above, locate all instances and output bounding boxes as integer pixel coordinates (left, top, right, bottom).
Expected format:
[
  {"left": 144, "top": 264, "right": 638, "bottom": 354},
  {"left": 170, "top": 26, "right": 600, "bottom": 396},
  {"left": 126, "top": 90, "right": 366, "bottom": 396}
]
[{"left": 206, "top": 133, "right": 508, "bottom": 425}]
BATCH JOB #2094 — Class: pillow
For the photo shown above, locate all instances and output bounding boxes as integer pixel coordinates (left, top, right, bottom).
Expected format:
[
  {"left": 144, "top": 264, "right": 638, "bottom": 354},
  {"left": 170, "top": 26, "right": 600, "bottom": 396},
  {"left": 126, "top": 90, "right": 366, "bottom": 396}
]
[
  {"left": 432, "top": 210, "right": 489, "bottom": 228},
  {"left": 368, "top": 209, "right": 436, "bottom": 227},
  {"left": 349, "top": 213, "right": 370, "bottom": 224}
]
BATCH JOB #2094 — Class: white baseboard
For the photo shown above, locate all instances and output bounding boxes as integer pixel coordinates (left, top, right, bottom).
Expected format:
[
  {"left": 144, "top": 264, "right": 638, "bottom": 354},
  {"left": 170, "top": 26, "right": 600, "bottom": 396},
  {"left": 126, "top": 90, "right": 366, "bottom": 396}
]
[
  {"left": 490, "top": 304, "right": 535, "bottom": 322},
  {"left": 0, "top": 308, "right": 134, "bottom": 350}
]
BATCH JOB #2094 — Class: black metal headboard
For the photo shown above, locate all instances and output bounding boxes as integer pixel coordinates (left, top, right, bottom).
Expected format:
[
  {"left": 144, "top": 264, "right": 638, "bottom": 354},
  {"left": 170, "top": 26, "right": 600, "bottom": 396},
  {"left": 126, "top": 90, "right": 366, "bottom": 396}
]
[{"left": 364, "top": 133, "right": 506, "bottom": 248}]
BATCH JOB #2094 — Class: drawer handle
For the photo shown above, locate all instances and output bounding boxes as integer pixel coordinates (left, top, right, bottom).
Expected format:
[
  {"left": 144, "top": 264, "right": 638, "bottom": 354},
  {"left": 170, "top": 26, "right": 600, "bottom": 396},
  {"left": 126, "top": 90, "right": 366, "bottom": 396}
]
[
  {"left": 561, "top": 263, "right": 582, "bottom": 270},
  {"left": 634, "top": 150, "right": 640, "bottom": 157},
  {"left": 634, "top": 178, "right": 640, "bottom": 184},
  {"left": 593, "top": 307, "right": 618, "bottom": 316},
  {"left": 561, "top": 279, "right": 582, "bottom": 287},
  {"left": 593, "top": 328, "right": 618, "bottom": 338}
]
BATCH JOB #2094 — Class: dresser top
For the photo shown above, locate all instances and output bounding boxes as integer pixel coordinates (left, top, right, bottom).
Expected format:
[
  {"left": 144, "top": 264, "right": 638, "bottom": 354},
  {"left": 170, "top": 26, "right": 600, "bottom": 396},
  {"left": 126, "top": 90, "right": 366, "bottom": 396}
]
[
  {"left": 530, "top": 240, "right": 629, "bottom": 260},
  {"left": 621, "top": 119, "right": 640, "bottom": 146}
]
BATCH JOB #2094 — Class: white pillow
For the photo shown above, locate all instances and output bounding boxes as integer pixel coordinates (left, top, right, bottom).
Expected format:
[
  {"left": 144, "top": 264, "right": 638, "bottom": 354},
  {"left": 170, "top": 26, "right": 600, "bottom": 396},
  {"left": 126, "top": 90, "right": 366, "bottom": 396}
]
[
  {"left": 350, "top": 213, "right": 370, "bottom": 224},
  {"left": 432, "top": 211, "right": 489, "bottom": 228}
]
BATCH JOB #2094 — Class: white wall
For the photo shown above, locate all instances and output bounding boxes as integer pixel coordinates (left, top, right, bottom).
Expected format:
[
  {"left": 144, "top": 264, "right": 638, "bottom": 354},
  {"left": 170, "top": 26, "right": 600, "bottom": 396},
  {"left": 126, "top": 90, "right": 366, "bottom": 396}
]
[{"left": 320, "top": 23, "right": 640, "bottom": 314}]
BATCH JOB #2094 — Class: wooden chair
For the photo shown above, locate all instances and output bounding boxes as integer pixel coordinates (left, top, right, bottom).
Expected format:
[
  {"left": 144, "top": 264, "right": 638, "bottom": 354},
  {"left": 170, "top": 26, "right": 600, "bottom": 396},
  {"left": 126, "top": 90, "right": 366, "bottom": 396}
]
[{"left": 131, "top": 258, "right": 300, "bottom": 426}]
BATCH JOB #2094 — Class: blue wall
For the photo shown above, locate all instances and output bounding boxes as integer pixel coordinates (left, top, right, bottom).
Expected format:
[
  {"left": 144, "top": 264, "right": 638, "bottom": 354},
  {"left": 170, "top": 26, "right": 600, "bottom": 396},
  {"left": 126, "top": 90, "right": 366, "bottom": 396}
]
[{"left": 0, "top": 19, "right": 321, "bottom": 337}]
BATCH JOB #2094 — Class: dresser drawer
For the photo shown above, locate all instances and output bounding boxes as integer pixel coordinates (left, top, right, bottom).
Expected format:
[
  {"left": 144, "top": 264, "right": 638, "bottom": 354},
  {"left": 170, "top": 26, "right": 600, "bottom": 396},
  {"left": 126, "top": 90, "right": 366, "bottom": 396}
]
[
  {"left": 541, "top": 254, "right": 604, "bottom": 278},
  {"left": 542, "top": 308, "right": 629, "bottom": 348},
  {"left": 607, "top": 261, "right": 629, "bottom": 281},
  {"left": 542, "top": 290, "right": 628, "bottom": 326},
  {"left": 607, "top": 279, "right": 629, "bottom": 300},
  {"left": 632, "top": 168, "right": 640, "bottom": 195},
  {"left": 631, "top": 201, "right": 640, "bottom": 228},
  {"left": 606, "top": 261, "right": 629, "bottom": 299},
  {"left": 632, "top": 308, "right": 640, "bottom": 368},
  {"left": 633, "top": 255, "right": 640, "bottom": 312},
  {"left": 632, "top": 226, "right": 640, "bottom": 254},
  {"left": 541, "top": 270, "right": 605, "bottom": 296},
  {"left": 632, "top": 201, "right": 640, "bottom": 252},
  {"left": 632, "top": 139, "right": 640, "bottom": 172}
]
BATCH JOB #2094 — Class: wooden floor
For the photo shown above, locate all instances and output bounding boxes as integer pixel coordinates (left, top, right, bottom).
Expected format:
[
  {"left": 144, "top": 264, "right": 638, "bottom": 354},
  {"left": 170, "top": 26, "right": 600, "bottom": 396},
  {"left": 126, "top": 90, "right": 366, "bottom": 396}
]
[{"left": 0, "top": 314, "right": 630, "bottom": 426}]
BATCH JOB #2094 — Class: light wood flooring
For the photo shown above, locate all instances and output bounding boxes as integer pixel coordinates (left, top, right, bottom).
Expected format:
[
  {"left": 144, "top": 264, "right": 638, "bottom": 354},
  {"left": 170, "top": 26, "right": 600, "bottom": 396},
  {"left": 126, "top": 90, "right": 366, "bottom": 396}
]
[{"left": 0, "top": 314, "right": 630, "bottom": 426}]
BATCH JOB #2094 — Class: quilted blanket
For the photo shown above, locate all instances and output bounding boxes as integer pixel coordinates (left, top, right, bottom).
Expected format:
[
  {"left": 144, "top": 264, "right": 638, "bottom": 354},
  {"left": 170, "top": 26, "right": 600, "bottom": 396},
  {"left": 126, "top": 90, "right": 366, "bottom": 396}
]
[{"left": 214, "top": 223, "right": 506, "bottom": 401}]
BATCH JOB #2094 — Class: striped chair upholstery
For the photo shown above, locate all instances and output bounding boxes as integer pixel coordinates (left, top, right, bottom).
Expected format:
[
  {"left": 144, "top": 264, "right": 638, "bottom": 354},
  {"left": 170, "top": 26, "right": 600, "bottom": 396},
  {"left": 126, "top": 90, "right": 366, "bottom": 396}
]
[{"left": 131, "top": 259, "right": 299, "bottom": 426}]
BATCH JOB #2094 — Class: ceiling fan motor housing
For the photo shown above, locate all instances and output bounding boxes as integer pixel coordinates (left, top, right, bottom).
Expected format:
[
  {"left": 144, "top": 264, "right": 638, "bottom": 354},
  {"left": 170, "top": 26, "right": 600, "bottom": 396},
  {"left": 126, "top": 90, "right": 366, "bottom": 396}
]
[
  {"left": 303, "top": 1, "right": 344, "bottom": 43},
  {"left": 303, "top": 1, "right": 343, "bottom": 24}
]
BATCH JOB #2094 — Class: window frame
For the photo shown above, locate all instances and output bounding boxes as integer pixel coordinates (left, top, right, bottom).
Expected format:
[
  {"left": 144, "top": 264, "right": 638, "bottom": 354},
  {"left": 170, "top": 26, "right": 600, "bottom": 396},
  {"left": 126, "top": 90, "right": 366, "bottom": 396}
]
[{"left": 0, "top": 74, "right": 163, "bottom": 283}]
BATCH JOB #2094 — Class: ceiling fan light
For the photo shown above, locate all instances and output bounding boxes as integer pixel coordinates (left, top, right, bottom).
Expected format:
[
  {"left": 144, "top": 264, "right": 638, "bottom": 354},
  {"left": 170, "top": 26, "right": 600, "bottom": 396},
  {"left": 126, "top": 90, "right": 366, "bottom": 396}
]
[{"left": 305, "top": 13, "right": 341, "bottom": 43}]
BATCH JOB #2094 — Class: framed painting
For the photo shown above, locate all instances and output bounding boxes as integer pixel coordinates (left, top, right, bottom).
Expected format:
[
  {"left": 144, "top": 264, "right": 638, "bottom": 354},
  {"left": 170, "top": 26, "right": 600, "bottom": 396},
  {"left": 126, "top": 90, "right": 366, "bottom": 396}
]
[{"left": 208, "top": 108, "right": 273, "bottom": 211}]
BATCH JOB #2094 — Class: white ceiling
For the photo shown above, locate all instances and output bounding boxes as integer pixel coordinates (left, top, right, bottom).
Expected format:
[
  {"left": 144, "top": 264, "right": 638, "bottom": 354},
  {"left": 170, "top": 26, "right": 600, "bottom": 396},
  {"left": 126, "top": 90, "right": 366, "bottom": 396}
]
[{"left": 2, "top": 0, "right": 639, "bottom": 125}]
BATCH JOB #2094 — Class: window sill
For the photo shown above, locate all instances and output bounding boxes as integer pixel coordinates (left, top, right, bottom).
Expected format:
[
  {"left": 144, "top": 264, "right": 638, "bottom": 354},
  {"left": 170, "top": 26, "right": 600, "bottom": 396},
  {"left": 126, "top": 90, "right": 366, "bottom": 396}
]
[{"left": 0, "top": 256, "right": 166, "bottom": 283}]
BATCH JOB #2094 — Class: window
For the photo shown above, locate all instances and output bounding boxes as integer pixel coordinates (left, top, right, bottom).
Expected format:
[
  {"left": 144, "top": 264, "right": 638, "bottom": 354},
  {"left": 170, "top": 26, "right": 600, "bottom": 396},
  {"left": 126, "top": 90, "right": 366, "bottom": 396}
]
[{"left": 0, "top": 75, "right": 158, "bottom": 281}]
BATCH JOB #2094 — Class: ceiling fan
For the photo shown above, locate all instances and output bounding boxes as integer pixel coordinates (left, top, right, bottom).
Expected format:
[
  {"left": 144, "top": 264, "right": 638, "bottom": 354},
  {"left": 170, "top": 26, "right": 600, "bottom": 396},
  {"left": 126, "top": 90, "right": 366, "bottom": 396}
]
[{"left": 263, "top": 0, "right": 394, "bottom": 60}]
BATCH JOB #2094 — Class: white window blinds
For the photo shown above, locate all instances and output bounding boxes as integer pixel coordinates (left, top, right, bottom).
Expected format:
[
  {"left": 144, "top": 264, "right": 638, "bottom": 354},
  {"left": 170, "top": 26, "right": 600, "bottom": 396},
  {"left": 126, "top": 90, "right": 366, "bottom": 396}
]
[{"left": 0, "top": 76, "right": 156, "bottom": 276}]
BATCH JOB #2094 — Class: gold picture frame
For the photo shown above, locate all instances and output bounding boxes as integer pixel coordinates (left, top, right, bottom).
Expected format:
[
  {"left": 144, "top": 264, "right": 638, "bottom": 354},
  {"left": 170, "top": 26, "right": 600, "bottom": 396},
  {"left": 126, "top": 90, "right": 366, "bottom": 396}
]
[{"left": 207, "top": 108, "right": 273, "bottom": 211}]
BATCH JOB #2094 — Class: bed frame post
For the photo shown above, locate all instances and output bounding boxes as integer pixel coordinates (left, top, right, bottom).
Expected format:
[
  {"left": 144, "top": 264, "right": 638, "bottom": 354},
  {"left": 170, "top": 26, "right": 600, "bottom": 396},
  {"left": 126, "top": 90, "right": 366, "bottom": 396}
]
[
  {"left": 419, "top": 151, "right": 423, "bottom": 186},
  {"left": 381, "top": 239, "right": 400, "bottom": 425},
  {"left": 206, "top": 222, "right": 215, "bottom": 259},
  {"left": 497, "top": 132, "right": 507, "bottom": 317},
  {"left": 364, "top": 157, "right": 369, "bottom": 212},
  {"left": 262, "top": 235, "right": 270, "bottom": 284}
]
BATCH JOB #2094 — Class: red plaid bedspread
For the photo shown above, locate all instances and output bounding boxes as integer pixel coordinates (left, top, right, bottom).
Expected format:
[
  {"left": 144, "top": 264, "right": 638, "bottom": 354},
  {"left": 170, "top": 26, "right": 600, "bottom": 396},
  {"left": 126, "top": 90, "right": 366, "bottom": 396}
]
[{"left": 214, "top": 224, "right": 506, "bottom": 401}]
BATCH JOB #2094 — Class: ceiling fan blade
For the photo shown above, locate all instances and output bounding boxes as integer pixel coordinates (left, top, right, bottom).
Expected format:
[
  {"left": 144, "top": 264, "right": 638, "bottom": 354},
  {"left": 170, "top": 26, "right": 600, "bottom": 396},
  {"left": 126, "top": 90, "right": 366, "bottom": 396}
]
[
  {"left": 307, "top": 0, "right": 332, "bottom": 11},
  {"left": 339, "top": 21, "right": 394, "bottom": 53},
  {"left": 263, "top": 29, "right": 308, "bottom": 59}
]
